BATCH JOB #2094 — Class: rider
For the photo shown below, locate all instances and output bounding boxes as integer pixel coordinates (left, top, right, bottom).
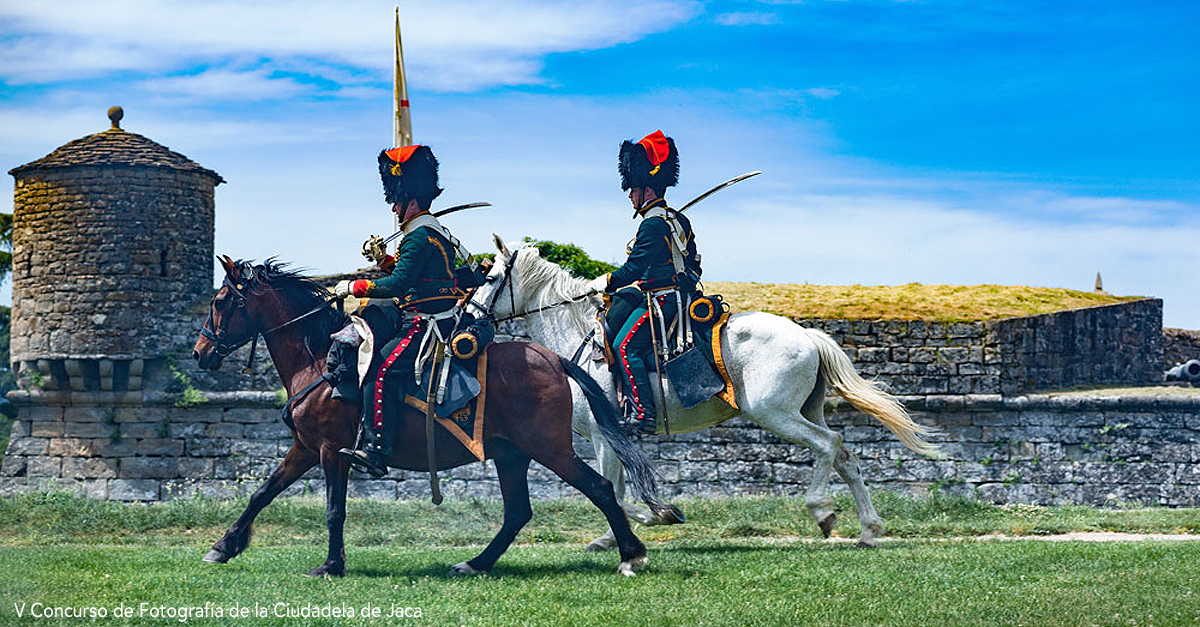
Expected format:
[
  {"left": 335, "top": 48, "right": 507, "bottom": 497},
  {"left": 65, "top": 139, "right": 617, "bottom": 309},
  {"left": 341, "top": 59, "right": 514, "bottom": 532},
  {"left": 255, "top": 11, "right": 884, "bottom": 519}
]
[
  {"left": 333, "top": 144, "right": 464, "bottom": 477},
  {"left": 586, "top": 130, "right": 700, "bottom": 435}
]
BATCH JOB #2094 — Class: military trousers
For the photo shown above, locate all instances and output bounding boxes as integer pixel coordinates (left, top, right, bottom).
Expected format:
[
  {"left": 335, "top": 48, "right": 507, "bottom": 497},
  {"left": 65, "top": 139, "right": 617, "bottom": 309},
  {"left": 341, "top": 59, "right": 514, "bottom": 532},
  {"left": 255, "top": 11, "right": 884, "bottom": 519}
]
[{"left": 605, "top": 287, "right": 678, "bottom": 422}]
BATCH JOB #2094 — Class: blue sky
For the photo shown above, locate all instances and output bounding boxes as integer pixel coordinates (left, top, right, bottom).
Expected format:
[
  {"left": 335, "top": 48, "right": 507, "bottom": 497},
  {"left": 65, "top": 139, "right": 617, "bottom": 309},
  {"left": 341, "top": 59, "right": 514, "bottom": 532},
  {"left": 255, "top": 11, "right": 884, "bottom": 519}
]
[{"left": 2, "top": 1, "right": 1198, "bottom": 327}]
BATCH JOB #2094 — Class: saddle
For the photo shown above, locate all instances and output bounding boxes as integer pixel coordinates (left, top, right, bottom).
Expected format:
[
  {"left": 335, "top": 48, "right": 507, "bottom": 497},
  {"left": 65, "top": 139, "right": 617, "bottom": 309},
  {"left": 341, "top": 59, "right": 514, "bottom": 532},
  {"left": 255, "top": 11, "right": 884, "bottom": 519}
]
[
  {"left": 329, "top": 308, "right": 496, "bottom": 461},
  {"left": 597, "top": 291, "right": 738, "bottom": 413}
]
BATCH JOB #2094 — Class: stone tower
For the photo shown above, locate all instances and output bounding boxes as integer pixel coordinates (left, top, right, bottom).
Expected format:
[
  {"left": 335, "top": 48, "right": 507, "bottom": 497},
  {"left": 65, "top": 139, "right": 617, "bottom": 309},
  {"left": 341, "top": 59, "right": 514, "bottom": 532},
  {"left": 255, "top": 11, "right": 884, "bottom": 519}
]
[{"left": 7, "top": 107, "right": 223, "bottom": 394}]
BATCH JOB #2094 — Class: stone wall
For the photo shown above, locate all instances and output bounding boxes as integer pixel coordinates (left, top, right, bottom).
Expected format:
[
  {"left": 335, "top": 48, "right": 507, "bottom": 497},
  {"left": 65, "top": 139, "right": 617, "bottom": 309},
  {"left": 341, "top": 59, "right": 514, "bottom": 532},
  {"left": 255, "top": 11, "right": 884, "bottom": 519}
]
[
  {"left": 3, "top": 390, "right": 1196, "bottom": 507},
  {"left": 10, "top": 167, "right": 216, "bottom": 366},
  {"left": 990, "top": 299, "right": 1164, "bottom": 394},
  {"left": 1164, "top": 327, "right": 1200, "bottom": 371},
  {"left": 799, "top": 298, "right": 1163, "bottom": 396}
]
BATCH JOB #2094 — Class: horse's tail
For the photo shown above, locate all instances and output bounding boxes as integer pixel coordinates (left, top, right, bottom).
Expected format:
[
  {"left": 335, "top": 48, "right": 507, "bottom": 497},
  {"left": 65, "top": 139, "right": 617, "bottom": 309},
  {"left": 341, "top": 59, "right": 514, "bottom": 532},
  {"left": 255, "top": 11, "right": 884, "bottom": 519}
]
[
  {"left": 801, "top": 327, "right": 941, "bottom": 458},
  {"left": 558, "top": 356, "right": 679, "bottom": 520}
]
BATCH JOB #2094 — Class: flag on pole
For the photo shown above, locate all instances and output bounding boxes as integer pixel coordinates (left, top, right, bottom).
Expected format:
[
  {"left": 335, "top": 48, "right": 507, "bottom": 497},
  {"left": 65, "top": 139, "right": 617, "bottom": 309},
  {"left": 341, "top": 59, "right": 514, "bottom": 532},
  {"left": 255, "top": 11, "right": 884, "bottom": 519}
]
[
  {"left": 394, "top": 6, "right": 413, "bottom": 148},
  {"left": 392, "top": 5, "right": 413, "bottom": 231}
]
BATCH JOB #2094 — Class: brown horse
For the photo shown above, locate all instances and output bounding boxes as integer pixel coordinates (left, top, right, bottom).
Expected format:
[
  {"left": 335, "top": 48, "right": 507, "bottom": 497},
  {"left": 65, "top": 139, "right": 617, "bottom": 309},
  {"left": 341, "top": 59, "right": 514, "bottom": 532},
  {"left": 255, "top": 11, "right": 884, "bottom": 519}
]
[{"left": 192, "top": 257, "right": 673, "bottom": 577}]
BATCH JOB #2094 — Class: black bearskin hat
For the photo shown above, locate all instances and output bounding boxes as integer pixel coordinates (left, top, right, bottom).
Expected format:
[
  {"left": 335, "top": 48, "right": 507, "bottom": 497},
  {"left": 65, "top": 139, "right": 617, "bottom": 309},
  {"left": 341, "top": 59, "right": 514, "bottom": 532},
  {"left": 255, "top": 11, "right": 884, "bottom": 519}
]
[
  {"left": 618, "top": 130, "right": 678, "bottom": 191},
  {"left": 378, "top": 145, "right": 443, "bottom": 205}
]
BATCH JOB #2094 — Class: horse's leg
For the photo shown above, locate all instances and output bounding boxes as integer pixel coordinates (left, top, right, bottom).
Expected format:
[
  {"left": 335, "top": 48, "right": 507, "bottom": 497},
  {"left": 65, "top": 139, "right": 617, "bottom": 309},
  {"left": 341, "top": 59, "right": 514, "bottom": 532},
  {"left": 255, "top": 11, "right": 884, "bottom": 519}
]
[
  {"left": 755, "top": 402, "right": 842, "bottom": 538},
  {"left": 535, "top": 450, "right": 647, "bottom": 576},
  {"left": 308, "top": 446, "right": 351, "bottom": 577},
  {"left": 451, "top": 443, "right": 532, "bottom": 575},
  {"left": 204, "top": 443, "right": 317, "bottom": 563},
  {"left": 802, "top": 378, "right": 885, "bottom": 547},
  {"left": 583, "top": 419, "right": 639, "bottom": 552}
]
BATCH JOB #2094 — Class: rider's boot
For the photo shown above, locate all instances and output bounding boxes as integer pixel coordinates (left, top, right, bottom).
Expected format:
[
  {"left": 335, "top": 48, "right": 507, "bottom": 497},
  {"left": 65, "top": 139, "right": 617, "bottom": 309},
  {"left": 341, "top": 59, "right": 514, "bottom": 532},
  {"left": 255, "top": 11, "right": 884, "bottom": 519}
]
[
  {"left": 325, "top": 332, "right": 362, "bottom": 403},
  {"left": 622, "top": 361, "right": 657, "bottom": 436},
  {"left": 338, "top": 395, "right": 399, "bottom": 478}
]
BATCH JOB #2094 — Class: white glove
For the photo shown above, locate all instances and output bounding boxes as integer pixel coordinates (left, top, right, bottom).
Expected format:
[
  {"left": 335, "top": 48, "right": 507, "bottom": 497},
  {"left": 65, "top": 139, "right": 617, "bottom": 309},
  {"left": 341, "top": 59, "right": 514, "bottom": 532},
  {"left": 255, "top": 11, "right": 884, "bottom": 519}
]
[
  {"left": 586, "top": 274, "right": 610, "bottom": 295},
  {"left": 333, "top": 280, "right": 352, "bottom": 298}
]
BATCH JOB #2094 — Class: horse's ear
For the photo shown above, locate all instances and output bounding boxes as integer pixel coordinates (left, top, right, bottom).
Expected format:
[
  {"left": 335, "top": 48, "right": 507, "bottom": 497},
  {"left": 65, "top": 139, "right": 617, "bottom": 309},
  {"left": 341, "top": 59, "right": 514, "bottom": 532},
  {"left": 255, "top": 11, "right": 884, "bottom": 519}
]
[
  {"left": 493, "top": 234, "right": 511, "bottom": 258},
  {"left": 217, "top": 254, "right": 235, "bottom": 274}
]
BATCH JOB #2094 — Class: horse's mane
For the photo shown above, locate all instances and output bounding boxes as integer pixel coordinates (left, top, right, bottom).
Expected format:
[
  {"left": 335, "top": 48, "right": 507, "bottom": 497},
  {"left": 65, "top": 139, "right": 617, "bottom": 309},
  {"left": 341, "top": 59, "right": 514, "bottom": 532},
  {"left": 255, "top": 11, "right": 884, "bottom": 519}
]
[
  {"left": 511, "top": 247, "right": 598, "bottom": 335},
  {"left": 236, "top": 258, "right": 350, "bottom": 359}
]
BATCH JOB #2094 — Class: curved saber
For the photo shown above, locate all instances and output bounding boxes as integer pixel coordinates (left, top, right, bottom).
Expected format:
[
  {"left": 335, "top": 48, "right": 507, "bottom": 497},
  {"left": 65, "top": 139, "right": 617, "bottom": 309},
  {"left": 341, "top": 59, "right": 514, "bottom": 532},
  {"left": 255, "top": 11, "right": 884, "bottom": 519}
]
[
  {"left": 381, "top": 202, "right": 491, "bottom": 246},
  {"left": 678, "top": 171, "right": 761, "bottom": 213}
]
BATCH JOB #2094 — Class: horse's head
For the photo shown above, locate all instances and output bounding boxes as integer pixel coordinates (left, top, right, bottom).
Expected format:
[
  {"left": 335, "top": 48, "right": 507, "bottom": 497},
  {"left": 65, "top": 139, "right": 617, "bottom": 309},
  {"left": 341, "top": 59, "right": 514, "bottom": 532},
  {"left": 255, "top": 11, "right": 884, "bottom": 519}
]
[
  {"left": 467, "top": 234, "right": 529, "bottom": 320},
  {"left": 193, "top": 255, "right": 277, "bottom": 370}
]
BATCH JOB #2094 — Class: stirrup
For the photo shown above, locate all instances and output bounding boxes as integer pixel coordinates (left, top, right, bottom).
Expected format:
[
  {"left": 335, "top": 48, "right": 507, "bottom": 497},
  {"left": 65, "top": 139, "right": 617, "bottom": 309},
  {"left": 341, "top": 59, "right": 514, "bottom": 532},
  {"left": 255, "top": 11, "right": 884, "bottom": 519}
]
[{"left": 338, "top": 448, "right": 388, "bottom": 478}]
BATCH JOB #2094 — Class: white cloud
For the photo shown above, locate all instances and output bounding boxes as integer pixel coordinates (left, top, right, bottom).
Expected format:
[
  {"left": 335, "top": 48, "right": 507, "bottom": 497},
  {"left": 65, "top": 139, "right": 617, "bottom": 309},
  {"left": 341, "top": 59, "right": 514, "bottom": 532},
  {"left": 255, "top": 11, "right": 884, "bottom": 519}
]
[
  {"left": 0, "top": 1, "right": 700, "bottom": 91},
  {"left": 805, "top": 86, "right": 840, "bottom": 100},
  {"left": 139, "top": 69, "right": 313, "bottom": 102},
  {"left": 714, "top": 11, "right": 781, "bottom": 26}
]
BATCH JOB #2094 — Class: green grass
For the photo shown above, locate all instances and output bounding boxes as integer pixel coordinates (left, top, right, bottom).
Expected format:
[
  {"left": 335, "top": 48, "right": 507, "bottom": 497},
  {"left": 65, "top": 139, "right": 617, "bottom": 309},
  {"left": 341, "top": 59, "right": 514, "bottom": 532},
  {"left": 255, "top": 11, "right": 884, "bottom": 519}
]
[
  {"left": 2, "top": 492, "right": 1198, "bottom": 548},
  {"left": 2, "top": 541, "right": 1199, "bottom": 626},
  {"left": 704, "top": 282, "right": 1142, "bottom": 322},
  {"left": 2, "top": 493, "right": 1199, "bottom": 626}
]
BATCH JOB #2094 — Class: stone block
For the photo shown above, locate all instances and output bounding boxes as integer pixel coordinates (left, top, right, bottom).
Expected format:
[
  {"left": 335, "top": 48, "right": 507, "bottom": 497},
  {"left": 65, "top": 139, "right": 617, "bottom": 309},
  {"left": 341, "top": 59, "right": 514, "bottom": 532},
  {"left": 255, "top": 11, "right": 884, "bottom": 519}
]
[
  {"left": 63, "top": 422, "right": 117, "bottom": 438},
  {"left": 348, "top": 479, "right": 397, "bottom": 500},
  {"left": 108, "top": 479, "right": 160, "bottom": 501},
  {"left": 26, "top": 456, "right": 61, "bottom": 477},
  {"left": 8, "top": 420, "right": 29, "bottom": 438},
  {"left": 23, "top": 406, "right": 63, "bottom": 422},
  {"left": 48, "top": 437, "right": 94, "bottom": 457},
  {"left": 118, "top": 423, "right": 161, "bottom": 439},
  {"left": 62, "top": 457, "right": 118, "bottom": 479},
  {"left": 63, "top": 407, "right": 113, "bottom": 423},
  {"left": 113, "top": 407, "right": 168, "bottom": 423},
  {"left": 2, "top": 455, "right": 27, "bottom": 477},
  {"left": 175, "top": 458, "right": 214, "bottom": 478},
  {"left": 224, "top": 408, "right": 277, "bottom": 424},
  {"left": 168, "top": 422, "right": 207, "bottom": 438},
  {"left": 168, "top": 407, "right": 224, "bottom": 423},
  {"left": 91, "top": 438, "right": 137, "bottom": 457},
  {"left": 137, "top": 438, "right": 185, "bottom": 456},
  {"left": 29, "top": 421, "right": 63, "bottom": 437},
  {"left": 717, "top": 461, "right": 772, "bottom": 482},
  {"left": 186, "top": 438, "right": 231, "bottom": 457},
  {"left": 120, "top": 457, "right": 178, "bottom": 479},
  {"left": 7, "top": 437, "right": 48, "bottom": 456},
  {"left": 230, "top": 439, "right": 278, "bottom": 457}
]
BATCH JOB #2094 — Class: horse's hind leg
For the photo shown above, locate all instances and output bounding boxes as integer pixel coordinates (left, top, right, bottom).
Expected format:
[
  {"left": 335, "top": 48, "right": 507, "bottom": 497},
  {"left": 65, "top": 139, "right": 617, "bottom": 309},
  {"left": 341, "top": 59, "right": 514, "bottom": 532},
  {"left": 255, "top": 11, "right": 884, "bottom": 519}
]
[
  {"left": 308, "top": 446, "right": 351, "bottom": 577},
  {"left": 801, "top": 378, "right": 884, "bottom": 547},
  {"left": 452, "top": 442, "right": 532, "bottom": 575},
  {"left": 536, "top": 450, "right": 647, "bottom": 576},
  {"left": 204, "top": 444, "right": 316, "bottom": 564}
]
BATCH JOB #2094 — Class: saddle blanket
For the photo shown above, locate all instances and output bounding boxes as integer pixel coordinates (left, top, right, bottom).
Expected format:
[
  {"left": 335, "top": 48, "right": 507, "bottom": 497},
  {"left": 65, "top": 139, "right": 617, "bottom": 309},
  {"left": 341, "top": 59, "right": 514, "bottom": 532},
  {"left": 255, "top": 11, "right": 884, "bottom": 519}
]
[{"left": 402, "top": 351, "right": 488, "bottom": 462}]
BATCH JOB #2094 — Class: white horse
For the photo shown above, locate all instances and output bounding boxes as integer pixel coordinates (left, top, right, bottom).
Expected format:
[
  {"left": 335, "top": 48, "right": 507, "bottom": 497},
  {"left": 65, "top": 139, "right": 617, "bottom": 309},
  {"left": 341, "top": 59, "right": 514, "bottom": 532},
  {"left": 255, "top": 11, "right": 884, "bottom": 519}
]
[{"left": 470, "top": 237, "right": 938, "bottom": 550}]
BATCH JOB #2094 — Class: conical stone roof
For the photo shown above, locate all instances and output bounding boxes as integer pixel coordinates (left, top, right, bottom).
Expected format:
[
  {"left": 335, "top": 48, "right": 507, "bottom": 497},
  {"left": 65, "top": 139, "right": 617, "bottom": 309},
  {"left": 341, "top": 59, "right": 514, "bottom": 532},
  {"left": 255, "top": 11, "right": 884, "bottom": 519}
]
[{"left": 8, "top": 106, "right": 223, "bottom": 183}]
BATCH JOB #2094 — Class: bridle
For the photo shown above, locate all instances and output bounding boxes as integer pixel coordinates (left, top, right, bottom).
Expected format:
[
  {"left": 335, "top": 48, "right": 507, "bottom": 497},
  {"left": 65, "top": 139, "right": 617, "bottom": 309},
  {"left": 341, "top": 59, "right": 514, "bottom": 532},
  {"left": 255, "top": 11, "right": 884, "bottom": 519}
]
[
  {"left": 200, "top": 266, "right": 341, "bottom": 369},
  {"left": 479, "top": 247, "right": 597, "bottom": 324}
]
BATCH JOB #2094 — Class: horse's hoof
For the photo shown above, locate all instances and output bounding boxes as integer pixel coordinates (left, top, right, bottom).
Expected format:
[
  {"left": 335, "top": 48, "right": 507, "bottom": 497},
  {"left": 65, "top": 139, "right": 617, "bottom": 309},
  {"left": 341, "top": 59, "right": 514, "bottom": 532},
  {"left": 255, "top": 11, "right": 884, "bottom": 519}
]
[
  {"left": 856, "top": 538, "right": 878, "bottom": 549},
  {"left": 449, "top": 561, "right": 483, "bottom": 576},
  {"left": 618, "top": 555, "right": 648, "bottom": 578},
  {"left": 818, "top": 512, "right": 837, "bottom": 539},
  {"left": 202, "top": 549, "right": 228, "bottom": 564},
  {"left": 307, "top": 563, "right": 345, "bottom": 578},
  {"left": 656, "top": 504, "right": 686, "bottom": 525},
  {"left": 586, "top": 536, "right": 616, "bottom": 552}
]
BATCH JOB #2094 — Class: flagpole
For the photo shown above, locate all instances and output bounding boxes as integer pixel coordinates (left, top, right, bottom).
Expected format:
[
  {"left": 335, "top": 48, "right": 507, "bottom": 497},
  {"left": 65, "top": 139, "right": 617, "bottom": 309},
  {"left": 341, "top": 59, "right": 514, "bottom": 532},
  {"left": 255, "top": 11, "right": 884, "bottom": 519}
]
[
  {"left": 393, "top": 6, "right": 412, "bottom": 148},
  {"left": 392, "top": 5, "right": 413, "bottom": 232}
]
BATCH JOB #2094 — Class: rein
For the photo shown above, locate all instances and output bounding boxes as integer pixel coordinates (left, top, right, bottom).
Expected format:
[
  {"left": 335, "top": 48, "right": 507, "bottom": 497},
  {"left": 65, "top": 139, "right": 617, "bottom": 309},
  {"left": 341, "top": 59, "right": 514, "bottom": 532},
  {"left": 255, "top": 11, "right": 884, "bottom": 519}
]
[{"left": 200, "top": 272, "right": 344, "bottom": 372}]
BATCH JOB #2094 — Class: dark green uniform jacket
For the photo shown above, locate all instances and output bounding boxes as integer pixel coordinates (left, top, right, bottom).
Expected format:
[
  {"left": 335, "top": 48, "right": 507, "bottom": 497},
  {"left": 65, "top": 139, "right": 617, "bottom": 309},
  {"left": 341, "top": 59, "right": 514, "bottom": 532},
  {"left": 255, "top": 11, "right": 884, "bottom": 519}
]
[
  {"left": 607, "top": 199, "right": 698, "bottom": 292},
  {"left": 360, "top": 223, "right": 461, "bottom": 313}
]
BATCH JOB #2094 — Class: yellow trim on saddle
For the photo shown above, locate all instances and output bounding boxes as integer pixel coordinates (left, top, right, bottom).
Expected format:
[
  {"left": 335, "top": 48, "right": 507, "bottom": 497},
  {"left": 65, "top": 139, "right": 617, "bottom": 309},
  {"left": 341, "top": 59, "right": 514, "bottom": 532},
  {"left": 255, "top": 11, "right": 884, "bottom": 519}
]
[
  {"left": 402, "top": 350, "right": 488, "bottom": 461},
  {"left": 711, "top": 311, "right": 738, "bottom": 410}
]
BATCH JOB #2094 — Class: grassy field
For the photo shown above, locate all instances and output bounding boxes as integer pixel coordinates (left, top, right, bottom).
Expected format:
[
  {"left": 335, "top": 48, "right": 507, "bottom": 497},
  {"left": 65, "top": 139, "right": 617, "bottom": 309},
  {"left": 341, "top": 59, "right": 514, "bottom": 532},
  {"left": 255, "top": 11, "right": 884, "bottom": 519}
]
[
  {"left": 703, "top": 282, "right": 1141, "bottom": 322},
  {"left": 2, "top": 492, "right": 1199, "bottom": 626}
]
